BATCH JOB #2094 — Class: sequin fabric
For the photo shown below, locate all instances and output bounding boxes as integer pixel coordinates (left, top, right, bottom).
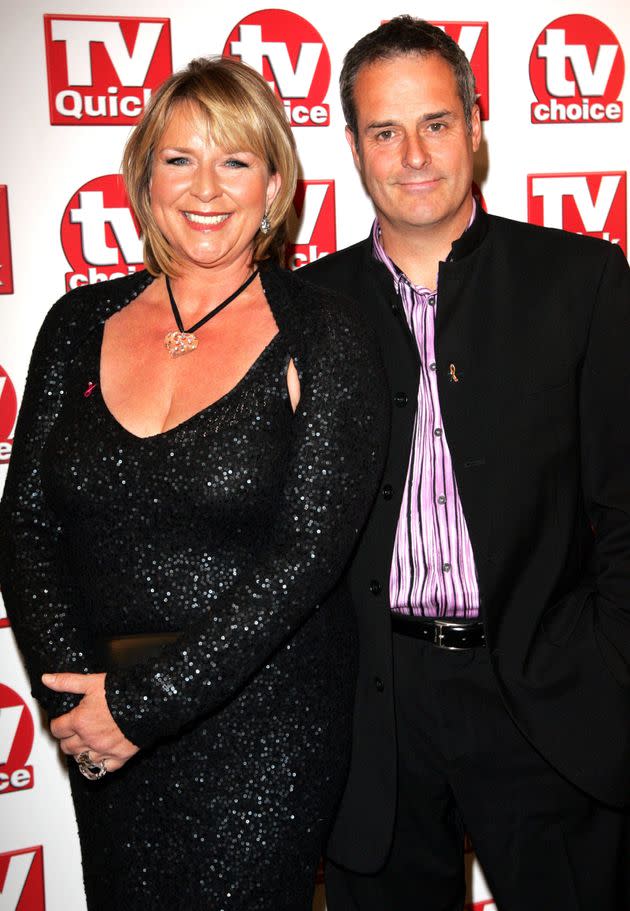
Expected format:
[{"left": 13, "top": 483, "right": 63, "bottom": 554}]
[{"left": 0, "top": 264, "right": 388, "bottom": 910}]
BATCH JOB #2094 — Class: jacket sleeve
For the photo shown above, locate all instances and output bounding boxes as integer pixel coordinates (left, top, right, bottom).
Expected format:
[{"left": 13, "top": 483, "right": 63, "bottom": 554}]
[
  {"left": 578, "top": 242, "right": 630, "bottom": 681},
  {"left": 0, "top": 294, "right": 98, "bottom": 717},
  {"left": 105, "top": 296, "right": 389, "bottom": 748}
]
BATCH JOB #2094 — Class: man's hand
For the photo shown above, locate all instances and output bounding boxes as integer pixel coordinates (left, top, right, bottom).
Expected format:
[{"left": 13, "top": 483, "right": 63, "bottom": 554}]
[{"left": 43, "top": 672, "right": 139, "bottom": 773}]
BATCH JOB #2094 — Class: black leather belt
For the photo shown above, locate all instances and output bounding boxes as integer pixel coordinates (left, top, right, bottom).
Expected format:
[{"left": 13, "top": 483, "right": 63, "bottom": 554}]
[
  {"left": 391, "top": 613, "right": 485, "bottom": 650},
  {"left": 102, "top": 632, "right": 182, "bottom": 670}
]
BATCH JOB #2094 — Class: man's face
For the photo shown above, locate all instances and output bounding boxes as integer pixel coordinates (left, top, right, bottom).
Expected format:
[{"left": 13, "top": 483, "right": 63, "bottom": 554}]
[{"left": 347, "top": 53, "right": 481, "bottom": 239}]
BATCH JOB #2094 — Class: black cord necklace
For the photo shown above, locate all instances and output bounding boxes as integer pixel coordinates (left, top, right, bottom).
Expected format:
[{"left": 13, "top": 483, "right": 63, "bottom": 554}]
[{"left": 163, "top": 269, "right": 259, "bottom": 358}]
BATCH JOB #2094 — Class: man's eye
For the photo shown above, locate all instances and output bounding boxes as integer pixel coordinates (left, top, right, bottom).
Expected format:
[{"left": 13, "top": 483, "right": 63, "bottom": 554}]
[
  {"left": 376, "top": 130, "right": 395, "bottom": 141},
  {"left": 427, "top": 122, "right": 445, "bottom": 133}
]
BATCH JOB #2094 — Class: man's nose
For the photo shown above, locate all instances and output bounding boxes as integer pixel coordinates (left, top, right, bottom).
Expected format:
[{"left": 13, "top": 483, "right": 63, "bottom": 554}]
[{"left": 402, "top": 133, "right": 430, "bottom": 169}]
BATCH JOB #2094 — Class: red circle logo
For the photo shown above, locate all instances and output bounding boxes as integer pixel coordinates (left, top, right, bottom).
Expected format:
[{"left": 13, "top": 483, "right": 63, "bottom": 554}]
[
  {"left": 224, "top": 10, "right": 331, "bottom": 126},
  {"left": 0, "top": 365, "right": 17, "bottom": 443},
  {"left": 0, "top": 684, "right": 34, "bottom": 774},
  {"left": 530, "top": 15, "right": 624, "bottom": 124},
  {"left": 60, "top": 174, "right": 143, "bottom": 291}
]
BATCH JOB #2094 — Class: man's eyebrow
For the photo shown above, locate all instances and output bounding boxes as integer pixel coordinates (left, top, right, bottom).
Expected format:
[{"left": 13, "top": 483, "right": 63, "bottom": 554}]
[
  {"left": 365, "top": 119, "right": 399, "bottom": 131},
  {"left": 420, "top": 109, "right": 454, "bottom": 121}
]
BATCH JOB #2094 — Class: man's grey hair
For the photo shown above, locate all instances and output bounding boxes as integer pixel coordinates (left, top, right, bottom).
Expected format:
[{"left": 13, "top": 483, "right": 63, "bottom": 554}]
[{"left": 340, "top": 15, "right": 478, "bottom": 140}]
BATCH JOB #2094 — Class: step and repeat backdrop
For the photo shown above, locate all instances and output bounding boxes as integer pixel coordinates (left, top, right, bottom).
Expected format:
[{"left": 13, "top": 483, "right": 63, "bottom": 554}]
[{"left": 0, "top": 1, "right": 628, "bottom": 908}]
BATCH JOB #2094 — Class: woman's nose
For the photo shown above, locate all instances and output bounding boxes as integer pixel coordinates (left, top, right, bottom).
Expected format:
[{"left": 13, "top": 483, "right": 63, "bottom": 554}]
[{"left": 190, "top": 165, "right": 220, "bottom": 201}]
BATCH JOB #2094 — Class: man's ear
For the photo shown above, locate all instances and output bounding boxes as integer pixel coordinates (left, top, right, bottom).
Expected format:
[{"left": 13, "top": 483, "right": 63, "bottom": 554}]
[
  {"left": 470, "top": 104, "right": 482, "bottom": 153},
  {"left": 345, "top": 125, "right": 362, "bottom": 173}
]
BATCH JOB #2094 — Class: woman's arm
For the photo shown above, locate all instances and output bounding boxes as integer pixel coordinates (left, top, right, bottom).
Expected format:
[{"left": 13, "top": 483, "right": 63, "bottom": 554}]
[{"left": 0, "top": 291, "right": 100, "bottom": 718}]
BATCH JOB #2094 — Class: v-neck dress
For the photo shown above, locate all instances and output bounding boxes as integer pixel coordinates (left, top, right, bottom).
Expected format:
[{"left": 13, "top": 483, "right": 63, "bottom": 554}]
[{"left": 0, "top": 264, "right": 388, "bottom": 910}]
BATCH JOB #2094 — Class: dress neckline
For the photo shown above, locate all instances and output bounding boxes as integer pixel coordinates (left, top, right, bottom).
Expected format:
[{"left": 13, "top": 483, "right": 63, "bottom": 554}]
[{"left": 94, "top": 325, "right": 284, "bottom": 441}]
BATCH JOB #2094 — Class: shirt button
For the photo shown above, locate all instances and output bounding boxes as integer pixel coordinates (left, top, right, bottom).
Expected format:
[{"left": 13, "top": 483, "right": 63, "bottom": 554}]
[
  {"left": 369, "top": 579, "right": 382, "bottom": 595},
  {"left": 382, "top": 484, "right": 393, "bottom": 500},
  {"left": 394, "top": 392, "right": 408, "bottom": 407},
  {"left": 437, "top": 495, "right": 446, "bottom": 504},
  {"left": 428, "top": 297, "right": 436, "bottom": 306},
  {"left": 443, "top": 563, "right": 451, "bottom": 573},
  {"left": 374, "top": 676, "right": 384, "bottom": 693},
  {"left": 391, "top": 303, "right": 400, "bottom": 316},
  {"left": 429, "top": 362, "right": 437, "bottom": 371},
  {"left": 434, "top": 427, "right": 443, "bottom": 437}
]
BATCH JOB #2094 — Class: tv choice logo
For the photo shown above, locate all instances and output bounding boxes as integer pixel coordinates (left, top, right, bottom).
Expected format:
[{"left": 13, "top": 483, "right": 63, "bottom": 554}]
[
  {"left": 224, "top": 10, "right": 331, "bottom": 126},
  {"left": 0, "top": 365, "right": 17, "bottom": 465},
  {"left": 44, "top": 14, "right": 172, "bottom": 125},
  {"left": 0, "top": 684, "right": 35, "bottom": 796},
  {"left": 61, "top": 174, "right": 144, "bottom": 291},
  {"left": 528, "top": 172, "right": 627, "bottom": 254},
  {"left": 530, "top": 15, "right": 624, "bottom": 124},
  {"left": 287, "top": 181, "right": 336, "bottom": 270},
  {"left": 432, "top": 23, "right": 489, "bottom": 120},
  {"left": 0, "top": 847, "right": 45, "bottom": 910},
  {"left": 0, "top": 187, "right": 13, "bottom": 295}
]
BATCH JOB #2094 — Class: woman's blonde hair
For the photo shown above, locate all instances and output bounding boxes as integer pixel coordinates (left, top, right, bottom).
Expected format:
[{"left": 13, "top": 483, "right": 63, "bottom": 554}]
[{"left": 122, "top": 56, "right": 298, "bottom": 276}]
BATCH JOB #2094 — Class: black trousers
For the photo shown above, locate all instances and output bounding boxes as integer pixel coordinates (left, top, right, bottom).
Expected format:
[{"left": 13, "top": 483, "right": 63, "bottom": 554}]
[{"left": 326, "top": 633, "right": 630, "bottom": 911}]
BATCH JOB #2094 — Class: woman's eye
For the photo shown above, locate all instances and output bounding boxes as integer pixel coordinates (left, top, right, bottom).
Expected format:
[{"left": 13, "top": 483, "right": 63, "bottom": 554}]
[
  {"left": 166, "top": 156, "right": 189, "bottom": 166},
  {"left": 225, "top": 158, "right": 248, "bottom": 169}
]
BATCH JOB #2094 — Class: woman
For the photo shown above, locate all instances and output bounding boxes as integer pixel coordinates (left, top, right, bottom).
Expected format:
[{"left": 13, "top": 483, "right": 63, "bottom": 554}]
[{"left": 0, "top": 58, "right": 387, "bottom": 909}]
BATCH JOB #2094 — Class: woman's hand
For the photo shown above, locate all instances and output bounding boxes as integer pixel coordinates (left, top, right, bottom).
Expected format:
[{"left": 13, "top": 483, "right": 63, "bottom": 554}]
[{"left": 43, "top": 672, "right": 139, "bottom": 773}]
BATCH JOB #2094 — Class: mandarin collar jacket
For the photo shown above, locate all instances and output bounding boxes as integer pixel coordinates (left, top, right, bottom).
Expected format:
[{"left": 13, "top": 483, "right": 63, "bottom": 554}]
[{"left": 303, "top": 207, "right": 630, "bottom": 870}]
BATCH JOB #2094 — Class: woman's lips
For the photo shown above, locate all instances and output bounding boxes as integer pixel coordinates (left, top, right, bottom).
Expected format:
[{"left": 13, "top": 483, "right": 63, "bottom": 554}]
[{"left": 182, "top": 211, "right": 232, "bottom": 231}]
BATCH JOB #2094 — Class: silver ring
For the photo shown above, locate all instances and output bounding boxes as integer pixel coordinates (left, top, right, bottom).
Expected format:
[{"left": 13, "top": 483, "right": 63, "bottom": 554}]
[{"left": 76, "top": 751, "right": 107, "bottom": 780}]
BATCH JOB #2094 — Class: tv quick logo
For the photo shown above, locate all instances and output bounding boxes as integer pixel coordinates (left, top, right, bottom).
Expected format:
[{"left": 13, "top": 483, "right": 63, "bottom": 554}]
[
  {"left": 61, "top": 174, "right": 143, "bottom": 291},
  {"left": 0, "top": 188, "right": 13, "bottom": 295},
  {"left": 224, "top": 10, "right": 331, "bottom": 126},
  {"left": 432, "top": 23, "right": 489, "bottom": 120},
  {"left": 0, "top": 847, "right": 45, "bottom": 910},
  {"left": 530, "top": 15, "right": 624, "bottom": 123},
  {"left": 0, "top": 366, "right": 17, "bottom": 465},
  {"left": 0, "top": 685, "right": 35, "bottom": 796},
  {"left": 287, "top": 181, "right": 336, "bottom": 270},
  {"left": 44, "top": 14, "right": 172, "bottom": 125},
  {"left": 528, "top": 173, "right": 627, "bottom": 254}
]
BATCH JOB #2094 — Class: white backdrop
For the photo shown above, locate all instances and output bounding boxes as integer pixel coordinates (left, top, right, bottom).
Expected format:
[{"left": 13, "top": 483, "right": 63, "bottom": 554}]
[{"left": 0, "top": 1, "right": 628, "bottom": 908}]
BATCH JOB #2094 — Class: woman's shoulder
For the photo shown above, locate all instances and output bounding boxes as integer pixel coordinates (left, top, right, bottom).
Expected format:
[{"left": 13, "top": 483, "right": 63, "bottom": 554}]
[{"left": 39, "top": 271, "right": 153, "bottom": 345}]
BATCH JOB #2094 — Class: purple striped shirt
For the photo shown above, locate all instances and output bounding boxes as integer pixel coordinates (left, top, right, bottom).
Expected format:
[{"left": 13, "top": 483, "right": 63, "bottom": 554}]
[{"left": 373, "top": 218, "right": 480, "bottom": 619}]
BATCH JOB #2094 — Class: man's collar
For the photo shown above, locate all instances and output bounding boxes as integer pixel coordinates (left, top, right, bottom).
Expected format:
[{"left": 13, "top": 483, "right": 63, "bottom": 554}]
[
  {"left": 371, "top": 195, "right": 489, "bottom": 270},
  {"left": 448, "top": 198, "right": 489, "bottom": 261}
]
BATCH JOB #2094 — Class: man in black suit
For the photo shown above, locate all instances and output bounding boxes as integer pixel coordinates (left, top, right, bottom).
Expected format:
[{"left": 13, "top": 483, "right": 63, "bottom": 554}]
[{"left": 304, "top": 16, "right": 630, "bottom": 911}]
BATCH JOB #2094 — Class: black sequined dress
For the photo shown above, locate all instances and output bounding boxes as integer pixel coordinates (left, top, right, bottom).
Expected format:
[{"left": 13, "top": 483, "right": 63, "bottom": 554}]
[{"left": 0, "top": 265, "right": 388, "bottom": 910}]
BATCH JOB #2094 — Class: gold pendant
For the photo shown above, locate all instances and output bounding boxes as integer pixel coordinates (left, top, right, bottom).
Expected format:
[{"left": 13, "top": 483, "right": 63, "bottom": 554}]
[{"left": 164, "top": 331, "right": 199, "bottom": 358}]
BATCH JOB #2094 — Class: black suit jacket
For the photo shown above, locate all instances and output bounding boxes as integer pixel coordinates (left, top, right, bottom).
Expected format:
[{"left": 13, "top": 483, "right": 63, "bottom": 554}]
[{"left": 303, "top": 207, "right": 630, "bottom": 872}]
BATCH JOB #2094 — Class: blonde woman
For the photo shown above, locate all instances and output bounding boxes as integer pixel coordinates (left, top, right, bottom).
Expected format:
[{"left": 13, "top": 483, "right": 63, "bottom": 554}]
[{"left": 0, "top": 58, "right": 387, "bottom": 910}]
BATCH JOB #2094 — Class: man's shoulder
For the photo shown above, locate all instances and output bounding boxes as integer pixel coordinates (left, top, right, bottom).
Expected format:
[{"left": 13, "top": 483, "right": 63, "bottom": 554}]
[
  {"left": 487, "top": 213, "right": 617, "bottom": 263},
  {"left": 300, "top": 237, "right": 371, "bottom": 291}
]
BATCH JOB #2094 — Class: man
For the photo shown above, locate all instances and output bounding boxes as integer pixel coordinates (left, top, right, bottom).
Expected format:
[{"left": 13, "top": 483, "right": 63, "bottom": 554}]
[{"left": 303, "top": 16, "right": 630, "bottom": 911}]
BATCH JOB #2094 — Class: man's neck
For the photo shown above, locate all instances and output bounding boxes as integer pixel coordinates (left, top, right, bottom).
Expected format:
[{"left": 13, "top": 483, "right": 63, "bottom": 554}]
[{"left": 379, "top": 195, "right": 475, "bottom": 288}]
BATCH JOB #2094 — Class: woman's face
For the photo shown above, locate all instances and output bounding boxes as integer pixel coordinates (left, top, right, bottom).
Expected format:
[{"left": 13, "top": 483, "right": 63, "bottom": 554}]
[{"left": 150, "top": 102, "right": 281, "bottom": 272}]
